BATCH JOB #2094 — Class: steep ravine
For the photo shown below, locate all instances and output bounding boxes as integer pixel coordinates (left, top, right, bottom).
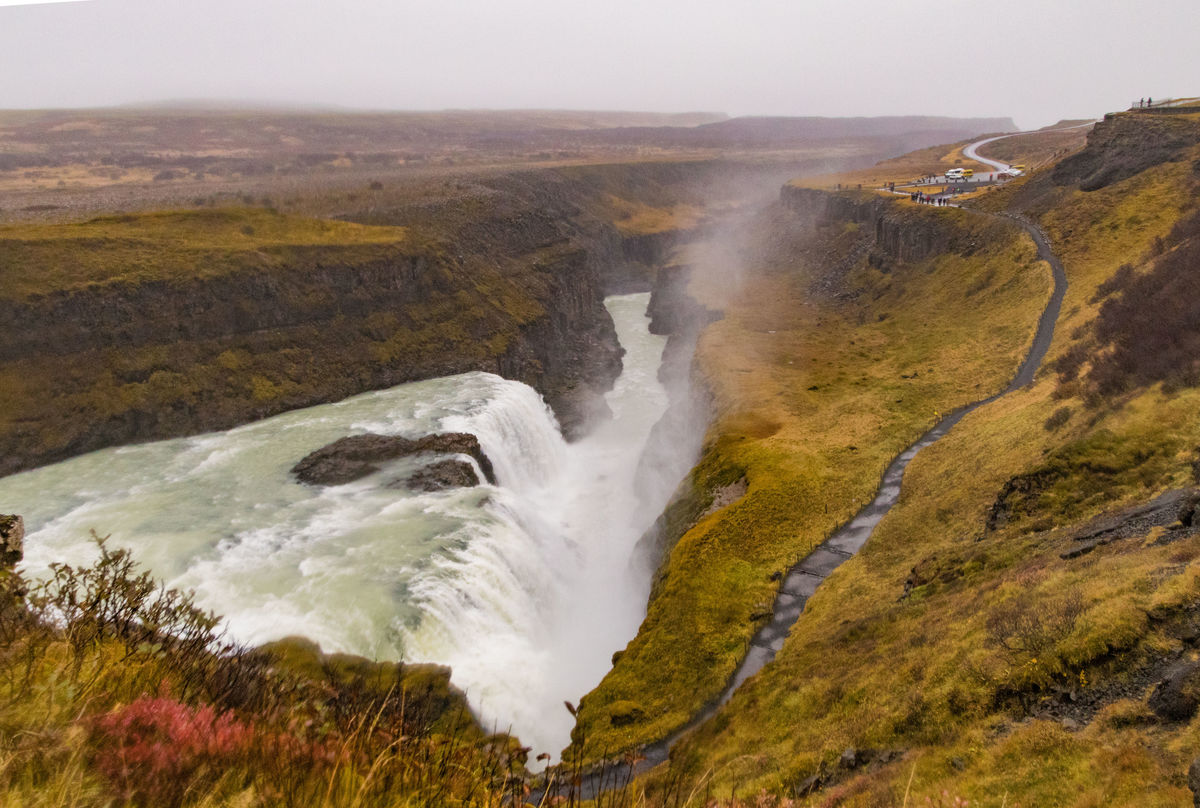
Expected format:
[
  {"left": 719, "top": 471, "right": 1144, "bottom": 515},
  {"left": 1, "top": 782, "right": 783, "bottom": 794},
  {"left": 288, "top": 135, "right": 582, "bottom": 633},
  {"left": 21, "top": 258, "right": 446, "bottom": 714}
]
[{"left": 543, "top": 186, "right": 1067, "bottom": 798}]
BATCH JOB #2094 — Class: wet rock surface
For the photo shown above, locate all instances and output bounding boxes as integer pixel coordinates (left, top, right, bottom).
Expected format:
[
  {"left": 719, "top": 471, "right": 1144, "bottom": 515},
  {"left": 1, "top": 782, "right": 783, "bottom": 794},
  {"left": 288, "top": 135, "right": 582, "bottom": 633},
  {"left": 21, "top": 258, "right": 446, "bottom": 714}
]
[
  {"left": 645, "top": 264, "right": 721, "bottom": 336},
  {"left": 398, "top": 459, "right": 481, "bottom": 492},
  {"left": 292, "top": 432, "right": 496, "bottom": 487},
  {"left": 0, "top": 514, "right": 23, "bottom": 568}
]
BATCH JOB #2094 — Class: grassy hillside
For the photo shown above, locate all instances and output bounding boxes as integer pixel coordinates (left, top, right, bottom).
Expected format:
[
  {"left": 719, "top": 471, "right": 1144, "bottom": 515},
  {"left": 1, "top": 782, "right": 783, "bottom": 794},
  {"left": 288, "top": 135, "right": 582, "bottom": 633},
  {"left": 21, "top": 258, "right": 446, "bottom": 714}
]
[{"left": 613, "top": 110, "right": 1200, "bottom": 806}]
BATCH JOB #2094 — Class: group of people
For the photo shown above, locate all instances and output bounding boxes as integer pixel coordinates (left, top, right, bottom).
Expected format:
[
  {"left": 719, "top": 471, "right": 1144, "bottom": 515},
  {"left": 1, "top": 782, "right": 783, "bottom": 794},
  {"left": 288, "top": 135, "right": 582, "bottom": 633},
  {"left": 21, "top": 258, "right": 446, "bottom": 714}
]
[
  {"left": 908, "top": 191, "right": 952, "bottom": 207},
  {"left": 1138, "top": 97, "right": 1155, "bottom": 108}
]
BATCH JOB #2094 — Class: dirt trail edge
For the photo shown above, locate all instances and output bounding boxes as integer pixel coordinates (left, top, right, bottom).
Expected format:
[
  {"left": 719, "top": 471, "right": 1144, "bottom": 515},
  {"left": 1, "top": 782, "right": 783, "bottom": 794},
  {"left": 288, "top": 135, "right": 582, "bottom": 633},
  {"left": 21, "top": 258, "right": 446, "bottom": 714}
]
[{"left": 538, "top": 210, "right": 1067, "bottom": 801}]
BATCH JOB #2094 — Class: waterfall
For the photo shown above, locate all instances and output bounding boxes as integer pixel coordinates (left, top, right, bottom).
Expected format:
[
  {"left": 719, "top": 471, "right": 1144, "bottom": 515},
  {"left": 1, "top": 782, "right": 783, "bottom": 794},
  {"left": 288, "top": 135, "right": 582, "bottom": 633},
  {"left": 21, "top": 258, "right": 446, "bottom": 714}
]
[{"left": 0, "top": 293, "right": 677, "bottom": 759}]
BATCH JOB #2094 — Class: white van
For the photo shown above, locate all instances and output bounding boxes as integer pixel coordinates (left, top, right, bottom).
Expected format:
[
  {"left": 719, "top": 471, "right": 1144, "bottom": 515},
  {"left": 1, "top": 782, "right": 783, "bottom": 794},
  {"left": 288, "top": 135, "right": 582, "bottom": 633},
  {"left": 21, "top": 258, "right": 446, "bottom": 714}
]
[{"left": 945, "top": 168, "right": 966, "bottom": 180}]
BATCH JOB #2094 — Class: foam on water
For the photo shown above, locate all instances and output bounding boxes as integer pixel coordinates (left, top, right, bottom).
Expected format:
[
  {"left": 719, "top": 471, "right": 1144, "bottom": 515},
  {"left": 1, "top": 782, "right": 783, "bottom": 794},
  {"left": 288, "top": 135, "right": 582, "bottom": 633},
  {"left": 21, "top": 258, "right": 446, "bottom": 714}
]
[{"left": 0, "top": 293, "right": 675, "bottom": 758}]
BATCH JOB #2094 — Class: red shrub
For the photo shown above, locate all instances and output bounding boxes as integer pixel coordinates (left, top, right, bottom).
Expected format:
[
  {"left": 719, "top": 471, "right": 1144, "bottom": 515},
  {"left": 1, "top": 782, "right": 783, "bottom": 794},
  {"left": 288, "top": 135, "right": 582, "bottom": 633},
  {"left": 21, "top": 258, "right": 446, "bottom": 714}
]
[{"left": 89, "top": 696, "right": 254, "bottom": 806}]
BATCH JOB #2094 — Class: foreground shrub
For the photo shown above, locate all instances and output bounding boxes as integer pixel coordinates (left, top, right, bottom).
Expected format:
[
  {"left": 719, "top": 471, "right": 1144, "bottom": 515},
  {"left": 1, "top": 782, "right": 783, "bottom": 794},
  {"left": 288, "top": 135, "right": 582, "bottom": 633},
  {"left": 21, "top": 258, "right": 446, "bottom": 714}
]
[
  {"left": 89, "top": 696, "right": 254, "bottom": 806},
  {"left": 0, "top": 537, "right": 529, "bottom": 807}
]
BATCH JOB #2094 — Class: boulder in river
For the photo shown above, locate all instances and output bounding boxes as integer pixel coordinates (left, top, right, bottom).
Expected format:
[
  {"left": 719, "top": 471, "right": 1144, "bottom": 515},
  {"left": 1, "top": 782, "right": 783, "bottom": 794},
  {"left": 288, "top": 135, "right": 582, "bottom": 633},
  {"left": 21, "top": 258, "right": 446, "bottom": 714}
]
[
  {"left": 291, "top": 433, "right": 496, "bottom": 487},
  {"left": 399, "top": 459, "right": 481, "bottom": 492}
]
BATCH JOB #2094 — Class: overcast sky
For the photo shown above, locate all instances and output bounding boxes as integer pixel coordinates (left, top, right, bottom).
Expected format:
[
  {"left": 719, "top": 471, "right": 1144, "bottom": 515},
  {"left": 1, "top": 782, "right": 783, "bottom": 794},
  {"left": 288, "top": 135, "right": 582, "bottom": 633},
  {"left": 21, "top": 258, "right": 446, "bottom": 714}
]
[{"left": 0, "top": 0, "right": 1195, "bottom": 129}]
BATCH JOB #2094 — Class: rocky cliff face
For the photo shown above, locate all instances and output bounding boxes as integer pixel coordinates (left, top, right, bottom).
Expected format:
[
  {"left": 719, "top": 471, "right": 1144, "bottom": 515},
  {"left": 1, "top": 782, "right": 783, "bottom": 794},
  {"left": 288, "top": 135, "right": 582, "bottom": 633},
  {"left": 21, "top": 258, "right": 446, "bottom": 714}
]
[
  {"left": 604, "top": 228, "right": 702, "bottom": 294},
  {"left": 779, "top": 185, "right": 996, "bottom": 264},
  {"left": 0, "top": 236, "right": 618, "bottom": 475},
  {"left": 0, "top": 514, "right": 23, "bottom": 568},
  {"left": 0, "top": 252, "right": 448, "bottom": 364},
  {"left": 1052, "top": 111, "right": 1200, "bottom": 191},
  {"left": 630, "top": 263, "right": 720, "bottom": 577}
]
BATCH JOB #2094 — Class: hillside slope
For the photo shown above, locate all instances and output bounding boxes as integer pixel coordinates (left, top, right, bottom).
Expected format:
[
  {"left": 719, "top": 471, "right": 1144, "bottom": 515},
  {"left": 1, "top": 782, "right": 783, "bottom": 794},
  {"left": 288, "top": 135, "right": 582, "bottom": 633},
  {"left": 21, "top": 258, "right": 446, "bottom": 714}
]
[{"left": 593, "top": 108, "right": 1200, "bottom": 806}]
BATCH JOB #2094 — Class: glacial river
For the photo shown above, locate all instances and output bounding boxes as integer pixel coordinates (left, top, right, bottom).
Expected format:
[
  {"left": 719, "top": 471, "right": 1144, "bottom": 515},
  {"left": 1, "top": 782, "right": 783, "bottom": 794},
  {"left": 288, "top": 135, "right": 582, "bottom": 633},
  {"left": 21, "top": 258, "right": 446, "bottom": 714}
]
[{"left": 0, "top": 293, "right": 674, "bottom": 758}]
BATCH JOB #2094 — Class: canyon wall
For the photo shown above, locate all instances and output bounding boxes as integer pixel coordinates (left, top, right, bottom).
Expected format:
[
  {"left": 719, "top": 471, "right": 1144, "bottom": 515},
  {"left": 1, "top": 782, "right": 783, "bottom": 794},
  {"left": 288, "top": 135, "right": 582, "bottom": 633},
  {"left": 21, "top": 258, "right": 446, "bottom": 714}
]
[
  {"left": 0, "top": 159, "right": 802, "bottom": 476},
  {"left": 779, "top": 185, "right": 985, "bottom": 263}
]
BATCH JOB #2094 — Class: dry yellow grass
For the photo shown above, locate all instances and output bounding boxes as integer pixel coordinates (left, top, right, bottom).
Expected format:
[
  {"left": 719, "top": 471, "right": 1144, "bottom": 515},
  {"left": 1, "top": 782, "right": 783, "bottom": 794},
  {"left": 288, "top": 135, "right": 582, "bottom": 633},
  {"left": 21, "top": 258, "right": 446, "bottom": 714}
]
[{"left": 0, "top": 208, "right": 409, "bottom": 296}]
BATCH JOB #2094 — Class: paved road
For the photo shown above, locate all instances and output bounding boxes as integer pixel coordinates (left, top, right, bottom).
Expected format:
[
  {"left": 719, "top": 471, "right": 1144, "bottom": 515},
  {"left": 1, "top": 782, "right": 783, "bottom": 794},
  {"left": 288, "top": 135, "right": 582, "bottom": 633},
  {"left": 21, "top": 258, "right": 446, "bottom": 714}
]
[
  {"left": 962, "top": 120, "right": 1098, "bottom": 176},
  {"left": 962, "top": 135, "right": 1014, "bottom": 172},
  {"left": 905, "top": 121, "right": 1098, "bottom": 190}
]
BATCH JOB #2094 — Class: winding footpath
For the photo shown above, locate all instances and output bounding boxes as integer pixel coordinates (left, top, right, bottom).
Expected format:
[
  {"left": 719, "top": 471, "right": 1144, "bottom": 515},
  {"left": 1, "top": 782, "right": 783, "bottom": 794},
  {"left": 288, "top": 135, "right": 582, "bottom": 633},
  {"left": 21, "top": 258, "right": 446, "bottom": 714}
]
[{"left": 540, "top": 187, "right": 1069, "bottom": 802}]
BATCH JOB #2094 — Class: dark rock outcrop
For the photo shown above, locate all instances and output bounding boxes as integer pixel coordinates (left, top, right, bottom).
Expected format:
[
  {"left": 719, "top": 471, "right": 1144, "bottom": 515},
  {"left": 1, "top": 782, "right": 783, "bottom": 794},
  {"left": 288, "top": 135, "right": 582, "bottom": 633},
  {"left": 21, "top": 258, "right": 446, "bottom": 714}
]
[
  {"left": 0, "top": 514, "right": 23, "bottom": 568},
  {"left": 1180, "top": 491, "right": 1200, "bottom": 528},
  {"left": 780, "top": 185, "right": 1010, "bottom": 266},
  {"left": 645, "top": 264, "right": 721, "bottom": 336},
  {"left": 630, "top": 263, "right": 718, "bottom": 579},
  {"left": 1148, "top": 660, "right": 1200, "bottom": 722},
  {"left": 1052, "top": 112, "right": 1200, "bottom": 191},
  {"left": 292, "top": 433, "right": 495, "bottom": 487},
  {"left": 401, "top": 459, "right": 481, "bottom": 492},
  {"left": 603, "top": 229, "right": 703, "bottom": 294}
]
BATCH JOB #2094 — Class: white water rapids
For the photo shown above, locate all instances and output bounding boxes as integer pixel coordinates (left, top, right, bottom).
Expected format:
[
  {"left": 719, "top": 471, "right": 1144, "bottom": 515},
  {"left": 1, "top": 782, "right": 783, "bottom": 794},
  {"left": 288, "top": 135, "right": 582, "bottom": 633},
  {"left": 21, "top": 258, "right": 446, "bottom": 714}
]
[{"left": 0, "top": 293, "right": 675, "bottom": 758}]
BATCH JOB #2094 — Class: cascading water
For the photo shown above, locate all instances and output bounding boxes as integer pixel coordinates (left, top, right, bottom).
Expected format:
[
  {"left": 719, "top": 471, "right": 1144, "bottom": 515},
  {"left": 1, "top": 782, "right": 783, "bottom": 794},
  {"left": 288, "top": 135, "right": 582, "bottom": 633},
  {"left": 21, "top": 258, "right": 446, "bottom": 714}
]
[{"left": 0, "top": 293, "right": 675, "bottom": 759}]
